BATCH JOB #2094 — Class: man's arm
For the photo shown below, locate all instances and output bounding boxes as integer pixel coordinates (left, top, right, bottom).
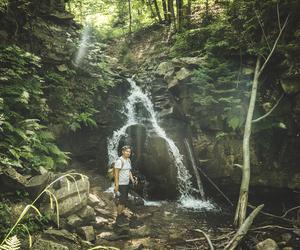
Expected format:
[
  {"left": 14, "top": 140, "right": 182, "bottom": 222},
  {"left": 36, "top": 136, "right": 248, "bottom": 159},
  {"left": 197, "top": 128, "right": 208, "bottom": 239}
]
[
  {"left": 129, "top": 170, "right": 137, "bottom": 185},
  {"left": 129, "top": 170, "right": 134, "bottom": 183},
  {"left": 114, "top": 168, "right": 120, "bottom": 192}
]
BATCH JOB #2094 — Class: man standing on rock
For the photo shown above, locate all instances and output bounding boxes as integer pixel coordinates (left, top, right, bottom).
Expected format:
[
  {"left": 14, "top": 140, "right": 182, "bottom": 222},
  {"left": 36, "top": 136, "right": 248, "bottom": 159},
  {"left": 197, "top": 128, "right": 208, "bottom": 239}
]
[{"left": 114, "top": 145, "right": 137, "bottom": 226}]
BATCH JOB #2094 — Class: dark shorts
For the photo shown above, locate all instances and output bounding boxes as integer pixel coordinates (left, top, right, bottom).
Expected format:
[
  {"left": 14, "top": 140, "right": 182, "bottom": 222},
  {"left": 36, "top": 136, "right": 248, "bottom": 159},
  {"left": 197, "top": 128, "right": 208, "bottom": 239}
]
[{"left": 116, "top": 184, "right": 129, "bottom": 206}]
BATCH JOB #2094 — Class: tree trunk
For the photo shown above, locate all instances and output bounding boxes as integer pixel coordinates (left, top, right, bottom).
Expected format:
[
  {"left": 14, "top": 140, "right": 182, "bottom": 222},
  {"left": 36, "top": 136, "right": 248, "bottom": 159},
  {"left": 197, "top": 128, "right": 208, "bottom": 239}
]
[
  {"left": 147, "top": 0, "right": 156, "bottom": 19},
  {"left": 234, "top": 56, "right": 261, "bottom": 227},
  {"left": 128, "top": 0, "right": 132, "bottom": 34},
  {"left": 176, "top": 0, "right": 183, "bottom": 31},
  {"left": 162, "top": 0, "right": 169, "bottom": 23},
  {"left": 187, "top": 0, "right": 192, "bottom": 20},
  {"left": 205, "top": 0, "right": 209, "bottom": 17},
  {"left": 233, "top": 7, "right": 289, "bottom": 228},
  {"left": 167, "top": 0, "right": 176, "bottom": 29},
  {"left": 153, "top": 0, "right": 162, "bottom": 22}
]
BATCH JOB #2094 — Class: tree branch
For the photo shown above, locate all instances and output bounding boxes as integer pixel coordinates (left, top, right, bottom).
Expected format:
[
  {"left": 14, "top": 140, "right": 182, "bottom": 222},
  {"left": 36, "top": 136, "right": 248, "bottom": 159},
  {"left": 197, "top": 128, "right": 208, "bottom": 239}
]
[
  {"left": 226, "top": 205, "right": 264, "bottom": 250},
  {"left": 255, "top": 10, "right": 271, "bottom": 51},
  {"left": 193, "top": 229, "right": 214, "bottom": 250},
  {"left": 252, "top": 93, "right": 284, "bottom": 123},
  {"left": 277, "top": 3, "right": 281, "bottom": 30},
  {"left": 258, "top": 13, "right": 290, "bottom": 76}
]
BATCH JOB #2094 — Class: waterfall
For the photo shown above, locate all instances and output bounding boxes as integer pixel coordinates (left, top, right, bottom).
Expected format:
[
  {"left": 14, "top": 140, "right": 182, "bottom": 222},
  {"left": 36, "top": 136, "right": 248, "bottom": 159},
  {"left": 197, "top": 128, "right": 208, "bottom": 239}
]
[{"left": 107, "top": 78, "right": 216, "bottom": 210}]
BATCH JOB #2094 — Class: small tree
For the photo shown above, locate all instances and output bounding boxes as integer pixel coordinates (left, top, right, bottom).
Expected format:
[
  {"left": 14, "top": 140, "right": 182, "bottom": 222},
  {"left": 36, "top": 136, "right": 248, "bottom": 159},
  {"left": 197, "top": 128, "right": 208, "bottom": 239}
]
[{"left": 233, "top": 2, "right": 290, "bottom": 226}]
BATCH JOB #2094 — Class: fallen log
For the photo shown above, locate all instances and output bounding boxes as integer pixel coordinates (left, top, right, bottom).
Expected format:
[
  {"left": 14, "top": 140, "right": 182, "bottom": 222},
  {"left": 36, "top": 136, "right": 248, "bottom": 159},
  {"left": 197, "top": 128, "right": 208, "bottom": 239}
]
[{"left": 225, "top": 204, "right": 264, "bottom": 250}]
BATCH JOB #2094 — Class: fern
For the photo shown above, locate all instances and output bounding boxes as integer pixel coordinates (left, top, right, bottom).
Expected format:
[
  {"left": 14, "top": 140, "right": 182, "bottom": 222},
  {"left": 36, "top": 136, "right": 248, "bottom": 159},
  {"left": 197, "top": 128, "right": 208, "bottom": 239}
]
[{"left": 0, "top": 235, "right": 21, "bottom": 250}]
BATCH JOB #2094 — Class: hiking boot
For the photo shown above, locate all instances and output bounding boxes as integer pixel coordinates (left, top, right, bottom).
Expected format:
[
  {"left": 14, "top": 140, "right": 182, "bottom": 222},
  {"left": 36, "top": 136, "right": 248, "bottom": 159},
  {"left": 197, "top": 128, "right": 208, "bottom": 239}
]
[
  {"left": 129, "top": 215, "right": 144, "bottom": 228},
  {"left": 115, "top": 213, "right": 129, "bottom": 227}
]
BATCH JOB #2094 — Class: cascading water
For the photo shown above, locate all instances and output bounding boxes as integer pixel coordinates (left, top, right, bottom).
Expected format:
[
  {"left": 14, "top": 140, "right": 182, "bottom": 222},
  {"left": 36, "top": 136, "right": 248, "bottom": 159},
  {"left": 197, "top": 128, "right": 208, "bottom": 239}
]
[{"left": 107, "top": 78, "right": 216, "bottom": 210}]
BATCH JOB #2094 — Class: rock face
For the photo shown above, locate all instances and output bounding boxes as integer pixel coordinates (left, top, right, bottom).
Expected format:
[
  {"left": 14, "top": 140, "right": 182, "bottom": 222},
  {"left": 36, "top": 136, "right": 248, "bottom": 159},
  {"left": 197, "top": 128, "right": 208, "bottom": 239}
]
[{"left": 137, "top": 53, "right": 300, "bottom": 199}]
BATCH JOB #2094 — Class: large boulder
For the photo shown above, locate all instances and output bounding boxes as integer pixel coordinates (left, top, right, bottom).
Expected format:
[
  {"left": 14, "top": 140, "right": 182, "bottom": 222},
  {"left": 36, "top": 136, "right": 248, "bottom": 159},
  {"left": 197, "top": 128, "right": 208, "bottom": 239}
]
[
  {"left": 32, "top": 239, "right": 69, "bottom": 250},
  {"left": 140, "top": 135, "right": 178, "bottom": 199},
  {"left": 77, "top": 226, "right": 95, "bottom": 242},
  {"left": 156, "top": 62, "right": 174, "bottom": 76},
  {"left": 281, "top": 78, "right": 300, "bottom": 94},
  {"left": 44, "top": 177, "right": 90, "bottom": 218}
]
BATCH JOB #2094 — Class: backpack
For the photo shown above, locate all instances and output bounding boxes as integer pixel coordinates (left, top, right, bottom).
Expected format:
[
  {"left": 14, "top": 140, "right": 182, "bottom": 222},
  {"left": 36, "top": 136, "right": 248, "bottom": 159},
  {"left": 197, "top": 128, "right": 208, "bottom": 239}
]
[{"left": 107, "top": 157, "right": 127, "bottom": 181}]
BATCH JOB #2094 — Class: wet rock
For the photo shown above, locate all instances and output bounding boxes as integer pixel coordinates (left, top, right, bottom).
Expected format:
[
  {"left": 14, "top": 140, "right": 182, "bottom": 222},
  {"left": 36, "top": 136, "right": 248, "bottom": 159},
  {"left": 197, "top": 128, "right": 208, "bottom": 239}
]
[
  {"left": 141, "top": 135, "right": 178, "bottom": 199},
  {"left": 129, "top": 225, "right": 151, "bottom": 238},
  {"left": 281, "top": 233, "right": 292, "bottom": 242},
  {"left": 43, "top": 229, "right": 77, "bottom": 243},
  {"left": 281, "top": 78, "right": 300, "bottom": 94},
  {"left": 96, "top": 231, "right": 114, "bottom": 240},
  {"left": 26, "top": 173, "right": 50, "bottom": 196},
  {"left": 175, "top": 67, "right": 191, "bottom": 81},
  {"left": 171, "top": 56, "right": 203, "bottom": 67},
  {"left": 77, "top": 226, "right": 95, "bottom": 242},
  {"left": 52, "top": 178, "right": 90, "bottom": 201},
  {"left": 55, "top": 193, "right": 88, "bottom": 217},
  {"left": 124, "top": 237, "right": 152, "bottom": 250},
  {"left": 88, "top": 193, "right": 106, "bottom": 207},
  {"left": 66, "top": 214, "right": 83, "bottom": 228},
  {"left": 42, "top": 177, "right": 90, "bottom": 219},
  {"left": 156, "top": 62, "right": 174, "bottom": 76},
  {"left": 255, "top": 238, "right": 279, "bottom": 250},
  {"left": 168, "top": 229, "right": 188, "bottom": 243},
  {"left": 0, "top": 166, "right": 28, "bottom": 191},
  {"left": 93, "top": 216, "right": 109, "bottom": 229},
  {"left": 94, "top": 206, "right": 114, "bottom": 218},
  {"left": 77, "top": 205, "right": 96, "bottom": 222},
  {"left": 32, "top": 238, "right": 69, "bottom": 250}
]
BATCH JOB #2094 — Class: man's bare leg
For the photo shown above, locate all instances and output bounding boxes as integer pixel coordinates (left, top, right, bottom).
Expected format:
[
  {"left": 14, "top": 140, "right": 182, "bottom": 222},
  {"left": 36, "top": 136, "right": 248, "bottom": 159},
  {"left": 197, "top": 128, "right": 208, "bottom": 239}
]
[{"left": 117, "top": 204, "right": 125, "bottom": 216}]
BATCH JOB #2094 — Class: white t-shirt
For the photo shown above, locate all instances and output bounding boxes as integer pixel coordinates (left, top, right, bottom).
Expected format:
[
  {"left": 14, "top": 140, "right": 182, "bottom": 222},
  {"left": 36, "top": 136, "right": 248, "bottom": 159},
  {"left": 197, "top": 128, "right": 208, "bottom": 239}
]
[{"left": 115, "top": 156, "right": 131, "bottom": 185}]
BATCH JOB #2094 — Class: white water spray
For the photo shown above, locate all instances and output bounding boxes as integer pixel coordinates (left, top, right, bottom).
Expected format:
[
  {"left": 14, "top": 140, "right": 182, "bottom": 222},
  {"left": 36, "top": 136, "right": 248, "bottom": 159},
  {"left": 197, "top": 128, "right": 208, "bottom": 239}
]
[
  {"left": 107, "top": 78, "right": 215, "bottom": 210},
  {"left": 74, "top": 24, "right": 91, "bottom": 65}
]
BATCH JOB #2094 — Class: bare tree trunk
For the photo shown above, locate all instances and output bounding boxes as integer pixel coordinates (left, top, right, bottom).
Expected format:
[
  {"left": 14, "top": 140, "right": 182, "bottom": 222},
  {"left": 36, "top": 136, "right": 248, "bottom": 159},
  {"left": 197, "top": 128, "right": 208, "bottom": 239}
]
[
  {"left": 153, "top": 0, "right": 162, "bottom": 22},
  {"left": 162, "top": 0, "right": 169, "bottom": 23},
  {"left": 234, "top": 56, "right": 261, "bottom": 227},
  {"left": 128, "top": 0, "right": 132, "bottom": 34},
  {"left": 234, "top": 10, "right": 289, "bottom": 227}
]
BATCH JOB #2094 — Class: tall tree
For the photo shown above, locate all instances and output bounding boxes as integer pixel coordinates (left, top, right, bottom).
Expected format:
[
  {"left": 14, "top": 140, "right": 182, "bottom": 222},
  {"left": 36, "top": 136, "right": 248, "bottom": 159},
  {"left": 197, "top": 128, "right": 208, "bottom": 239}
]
[
  {"left": 128, "top": 0, "right": 132, "bottom": 33},
  {"left": 153, "top": 0, "right": 163, "bottom": 22},
  {"left": 167, "top": 0, "right": 176, "bottom": 29},
  {"left": 176, "top": 0, "right": 183, "bottom": 31},
  {"left": 161, "top": 0, "right": 169, "bottom": 23}
]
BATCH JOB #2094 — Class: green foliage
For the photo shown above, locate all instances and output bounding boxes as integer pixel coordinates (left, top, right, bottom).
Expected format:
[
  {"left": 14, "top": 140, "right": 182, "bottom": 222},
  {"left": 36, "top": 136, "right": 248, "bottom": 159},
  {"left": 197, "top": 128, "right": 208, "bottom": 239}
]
[
  {"left": 188, "top": 55, "right": 248, "bottom": 131},
  {"left": 0, "top": 202, "right": 11, "bottom": 237},
  {"left": 68, "top": 108, "right": 98, "bottom": 132},
  {"left": 0, "top": 46, "right": 69, "bottom": 172}
]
